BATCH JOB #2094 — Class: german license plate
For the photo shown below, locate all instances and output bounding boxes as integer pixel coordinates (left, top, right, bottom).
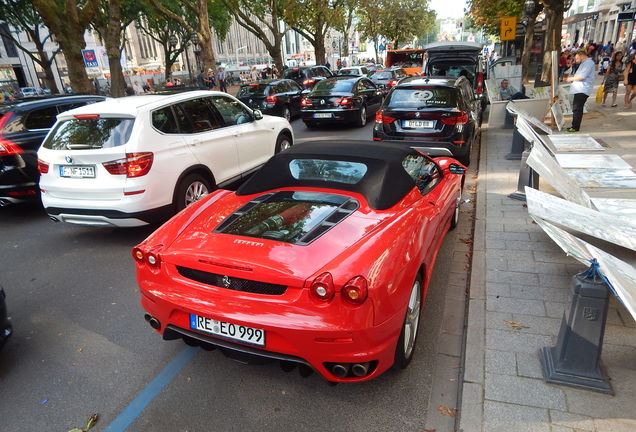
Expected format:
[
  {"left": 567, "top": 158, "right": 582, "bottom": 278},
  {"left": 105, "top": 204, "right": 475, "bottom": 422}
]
[
  {"left": 59, "top": 165, "right": 95, "bottom": 178},
  {"left": 404, "top": 120, "right": 434, "bottom": 128},
  {"left": 314, "top": 113, "right": 332, "bottom": 118},
  {"left": 189, "top": 314, "right": 265, "bottom": 346}
]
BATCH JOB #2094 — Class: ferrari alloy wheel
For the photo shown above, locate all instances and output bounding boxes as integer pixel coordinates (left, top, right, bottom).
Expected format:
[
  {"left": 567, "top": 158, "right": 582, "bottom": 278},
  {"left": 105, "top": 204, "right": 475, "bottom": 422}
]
[
  {"left": 281, "top": 106, "right": 291, "bottom": 122},
  {"left": 450, "top": 189, "right": 462, "bottom": 230},
  {"left": 176, "top": 174, "right": 213, "bottom": 211},
  {"left": 275, "top": 134, "right": 292, "bottom": 153},
  {"left": 357, "top": 105, "right": 367, "bottom": 127},
  {"left": 394, "top": 274, "right": 422, "bottom": 369}
]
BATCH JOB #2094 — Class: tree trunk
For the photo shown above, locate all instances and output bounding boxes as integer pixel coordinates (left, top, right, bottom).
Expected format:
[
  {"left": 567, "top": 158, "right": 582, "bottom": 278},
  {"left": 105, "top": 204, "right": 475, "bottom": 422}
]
[
  {"left": 314, "top": 31, "right": 326, "bottom": 64},
  {"left": 33, "top": 43, "right": 60, "bottom": 93},
  {"left": 374, "top": 38, "right": 379, "bottom": 64},
  {"left": 342, "top": 33, "right": 350, "bottom": 57},
  {"left": 103, "top": 2, "right": 126, "bottom": 97},
  {"left": 521, "top": 15, "right": 537, "bottom": 84},
  {"left": 540, "top": 1, "right": 564, "bottom": 83},
  {"left": 197, "top": 0, "right": 217, "bottom": 73},
  {"left": 164, "top": 43, "right": 173, "bottom": 83},
  {"left": 271, "top": 40, "right": 284, "bottom": 73}
]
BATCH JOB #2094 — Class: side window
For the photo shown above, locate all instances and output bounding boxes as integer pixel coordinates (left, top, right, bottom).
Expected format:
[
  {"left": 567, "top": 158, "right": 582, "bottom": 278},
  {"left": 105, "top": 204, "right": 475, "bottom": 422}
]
[
  {"left": 173, "top": 103, "right": 194, "bottom": 134},
  {"left": 273, "top": 82, "right": 288, "bottom": 94},
  {"left": 323, "top": 67, "right": 333, "bottom": 77},
  {"left": 57, "top": 102, "right": 88, "bottom": 114},
  {"left": 211, "top": 96, "right": 253, "bottom": 126},
  {"left": 23, "top": 106, "right": 59, "bottom": 129},
  {"left": 288, "top": 80, "right": 302, "bottom": 92},
  {"left": 178, "top": 98, "right": 222, "bottom": 133},
  {"left": 361, "top": 67, "right": 368, "bottom": 75},
  {"left": 402, "top": 154, "right": 442, "bottom": 195},
  {"left": 151, "top": 106, "right": 179, "bottom": 134},
  {"left": 362, "top": 79, "right": 376, "bottom": 90}
]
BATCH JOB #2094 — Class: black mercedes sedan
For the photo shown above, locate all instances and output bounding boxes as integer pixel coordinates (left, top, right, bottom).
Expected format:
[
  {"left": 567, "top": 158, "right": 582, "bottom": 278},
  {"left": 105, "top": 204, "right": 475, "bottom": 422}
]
[
  {"left": 0, "top": 288, "right": 11, "bottom": 350},
  {"left": 0, "top": 95, "right": 105, "bottom": 206},
  {"left": 300, "top": 76, "right": 384, "bottom": 128},
  {"left": 236, "top": 79, "right": 304, "bottom": 121},
  {"left": 372, "top": 76, "right": 480, "bottom": 165}
]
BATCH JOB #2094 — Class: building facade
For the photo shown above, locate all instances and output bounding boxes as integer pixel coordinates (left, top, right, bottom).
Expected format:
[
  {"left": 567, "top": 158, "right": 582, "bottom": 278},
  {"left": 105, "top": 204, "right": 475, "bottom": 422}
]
[{"left": 564, "top": 0, "right": 636, "bottom": 48}]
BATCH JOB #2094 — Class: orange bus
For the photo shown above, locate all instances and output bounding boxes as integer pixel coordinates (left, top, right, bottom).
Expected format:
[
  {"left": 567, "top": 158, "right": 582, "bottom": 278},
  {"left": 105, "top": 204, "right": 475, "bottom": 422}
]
[{"left": 384, "top": 49, "right": 426, "bottom": 75}]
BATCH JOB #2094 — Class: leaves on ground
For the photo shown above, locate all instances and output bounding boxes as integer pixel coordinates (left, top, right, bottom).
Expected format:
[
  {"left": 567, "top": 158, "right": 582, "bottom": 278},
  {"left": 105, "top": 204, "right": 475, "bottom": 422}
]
[
  {"left": 504, "top": 320, "right": 530, "bottom": 331},
  {"left": 437, "top": 406, "right": 457, "bottom": 417},
  {"left": 460, "top": 238, "right": 473, "bottom": 245},
  {"left": 67, "top": 413, "right": 98, "bottom": 432}
]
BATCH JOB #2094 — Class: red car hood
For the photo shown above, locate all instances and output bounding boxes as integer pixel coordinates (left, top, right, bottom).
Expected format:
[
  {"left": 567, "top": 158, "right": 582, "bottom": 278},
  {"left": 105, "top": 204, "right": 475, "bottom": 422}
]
[{"left": 160, "top": 191, "right": 391, "bottom": 286}]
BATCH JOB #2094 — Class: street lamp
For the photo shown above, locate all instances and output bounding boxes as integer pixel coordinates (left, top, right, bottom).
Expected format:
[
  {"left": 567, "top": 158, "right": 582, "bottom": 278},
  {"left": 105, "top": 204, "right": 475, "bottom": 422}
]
[
  {"left": 236, "top": 46, "right": 247, "bottom": 68},
  {"left": 190, "top": 32, "right": 201, "bottom": 71}
]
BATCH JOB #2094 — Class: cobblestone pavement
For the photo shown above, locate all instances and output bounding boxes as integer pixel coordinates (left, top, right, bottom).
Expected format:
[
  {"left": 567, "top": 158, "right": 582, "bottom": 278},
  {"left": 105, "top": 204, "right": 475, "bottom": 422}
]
[{"left": 459, "top": 92, "right": 636, "bottom": 432}]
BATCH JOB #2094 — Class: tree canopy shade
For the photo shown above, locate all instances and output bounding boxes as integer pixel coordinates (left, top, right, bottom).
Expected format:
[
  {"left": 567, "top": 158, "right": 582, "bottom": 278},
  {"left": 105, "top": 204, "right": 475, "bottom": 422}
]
[
  {"left": 287, "top": 0, "right": 345, "bottom": 64},
  {"left": 467, "top": 0, "right": 523, "bottom": 36},
  {"left": 0, "top": 0, "right": 61, "bottom": 93},
  {"left": 31, "top": 0, "right": 95, "bottom": 94},
  {"left": 379, "top": 0, "right": 436, "bottom": 49}
]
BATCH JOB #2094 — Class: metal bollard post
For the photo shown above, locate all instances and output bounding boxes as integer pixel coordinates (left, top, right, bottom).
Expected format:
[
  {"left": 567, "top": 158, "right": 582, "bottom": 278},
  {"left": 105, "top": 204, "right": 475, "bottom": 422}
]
[
  {"left": 506, "top": 127, "right": 527, "bottom": 160},
  {"left": 540, "top": 266, "right": 613, "bottom": 395}
]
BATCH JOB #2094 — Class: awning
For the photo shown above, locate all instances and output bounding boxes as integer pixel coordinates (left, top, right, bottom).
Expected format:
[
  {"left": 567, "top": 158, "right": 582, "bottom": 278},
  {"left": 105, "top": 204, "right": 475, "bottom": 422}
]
[{"left": 563, "top": 12, "right": 596, "bottom": 24}]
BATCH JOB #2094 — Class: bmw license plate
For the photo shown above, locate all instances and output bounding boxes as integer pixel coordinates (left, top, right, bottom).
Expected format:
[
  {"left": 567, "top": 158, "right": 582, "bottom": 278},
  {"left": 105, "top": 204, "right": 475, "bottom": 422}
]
[
  {"left": 59, "top": 165, "right": 95, "bottom": 178},
  {"left": 190, "top": 314, "right": 265, "bottom": 346},
  {"left": 403, "top": 120, "right": 434, "bottom": 128},
  {"left": 313, "top": 113, "right": 332, "bottom": 118}
]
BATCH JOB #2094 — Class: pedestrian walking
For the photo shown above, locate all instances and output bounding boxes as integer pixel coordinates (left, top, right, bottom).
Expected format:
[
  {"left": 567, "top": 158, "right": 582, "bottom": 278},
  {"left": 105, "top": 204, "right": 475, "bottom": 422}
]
[
  {"left": 624, "top": 55, "right": 636, "bottom": 109},
  {"left": 207, "top": 68, "right": 216, "bottom": 89},
  {"left": 196, "top": 69, "right": 207, "bottom": 89},
  {"left": 250, "top": 66, "right": 259, "bottom": 82},
  {"left": 565, "top": 49, "right": 596, "bottom": 132},
  {"left": 218, "top": 67, "right": 227, "bottom": 93},
  {"left": 602, "top": 51, "right": 624, "bottom": 107}
]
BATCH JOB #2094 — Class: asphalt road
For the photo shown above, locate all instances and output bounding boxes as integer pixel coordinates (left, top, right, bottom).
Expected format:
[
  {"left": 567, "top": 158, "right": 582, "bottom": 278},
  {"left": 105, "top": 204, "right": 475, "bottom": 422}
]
[{"left": 0, "top": 117, "right": 464, "bottom": 432}]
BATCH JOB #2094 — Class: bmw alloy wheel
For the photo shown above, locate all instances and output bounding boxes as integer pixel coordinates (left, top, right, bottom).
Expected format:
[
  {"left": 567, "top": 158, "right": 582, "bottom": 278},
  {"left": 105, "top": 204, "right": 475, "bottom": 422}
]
[{"left": 184, "top": 181, "right": 209, "bottom": 206}]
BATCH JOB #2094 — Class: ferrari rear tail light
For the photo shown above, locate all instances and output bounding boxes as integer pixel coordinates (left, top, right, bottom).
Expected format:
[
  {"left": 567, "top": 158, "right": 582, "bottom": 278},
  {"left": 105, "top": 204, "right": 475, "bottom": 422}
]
[
  {"left": 146, "top": 250, "right": 161, "bottom": 267},
  {"left": 301, "top": 98, "right": 312, "bottom": 107},
  {"left": 38, "top": 159, "right": 49, "bottom": 174},
  {"left": 342, "top": 276, "right": 368, "bottom": 305},
  {"left": 375, "top": 110, "right": 396, "bottom": 124},
  {"left": 310, "top": 272, "right": 335, "bottom": 302},
  {"left": 440, "top": 112, "right": 468, "bottom": 125},
  {"left": 0, "top": 137, "right": 23, "bottom": 156},
  {"left": 132, "top": 245, "right": 163, "bottom": 267},
  {"left": 302, "top": 79, "right": 315, "bottom": 86},
  {"left": 335, "top": 97, "right": 352, "bottom": 108},
  {"left": 476, "top": 72, "right": 484, "bottom": 95},
  {"left": 103, "top": 152, "right": 154, "bottom": 177},
  {"left": 132, "top": 247, "right": 145, "bottom": 262},
  {"left": 266, "top": 95, "right": 277, "bottom": 104}
]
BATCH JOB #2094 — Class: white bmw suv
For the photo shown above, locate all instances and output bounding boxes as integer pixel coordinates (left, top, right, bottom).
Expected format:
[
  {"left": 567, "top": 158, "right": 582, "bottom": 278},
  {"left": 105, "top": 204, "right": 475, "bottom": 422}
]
[{"left": 37, "top": 91, "right": 293, "bottom": 227}]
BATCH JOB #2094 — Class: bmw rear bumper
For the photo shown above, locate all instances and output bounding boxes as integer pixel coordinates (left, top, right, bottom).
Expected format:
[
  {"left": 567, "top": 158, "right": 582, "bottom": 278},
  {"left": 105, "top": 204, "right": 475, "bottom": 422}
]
[{"left": 45, "top": 204, "right": 173, "bottom": 227}]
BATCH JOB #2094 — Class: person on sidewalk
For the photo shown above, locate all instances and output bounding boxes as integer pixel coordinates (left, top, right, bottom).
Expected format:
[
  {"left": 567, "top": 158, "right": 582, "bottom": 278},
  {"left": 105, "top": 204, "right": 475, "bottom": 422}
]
[
  {"left": 624, "top": 55, "right": 636, "bottom": 109},
  {"left": 217, "top": 67, "right": 227, "bottom": 93},
  {"left": 602, "top": 51, "right": 624, "bottom": 107},
  {"left": 565, "top": 49, "right": 596, "bottom": 132}
]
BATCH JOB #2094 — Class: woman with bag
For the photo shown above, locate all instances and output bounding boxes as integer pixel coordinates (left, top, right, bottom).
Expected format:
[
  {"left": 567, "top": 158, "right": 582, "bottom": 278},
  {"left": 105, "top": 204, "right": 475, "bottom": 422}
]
[{"left": 602, "top": 51, "right": 624, "bottom": 107}]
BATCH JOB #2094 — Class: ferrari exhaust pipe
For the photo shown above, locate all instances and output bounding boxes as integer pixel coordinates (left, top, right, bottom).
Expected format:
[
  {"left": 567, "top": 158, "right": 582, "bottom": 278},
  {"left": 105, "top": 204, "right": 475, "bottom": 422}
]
[
  {"left": 351, "top": 362, "right": 370, "bottom": 377},
  {"left": 331, "top": 363, "right": 350, "bottom": 378},
  {"left": 144, "top": 314, "right": 161, "bottom": 330}
]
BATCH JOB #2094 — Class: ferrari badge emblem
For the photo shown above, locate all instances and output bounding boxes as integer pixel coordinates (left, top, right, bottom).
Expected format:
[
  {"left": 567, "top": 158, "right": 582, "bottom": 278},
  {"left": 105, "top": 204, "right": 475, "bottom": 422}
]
[{"left": 221, "top": 275, "right": 231, "bottom": 288}]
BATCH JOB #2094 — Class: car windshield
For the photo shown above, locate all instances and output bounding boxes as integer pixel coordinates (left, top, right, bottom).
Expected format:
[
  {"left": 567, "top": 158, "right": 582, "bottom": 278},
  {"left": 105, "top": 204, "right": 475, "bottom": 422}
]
[
  {"left": 385, "top": 87, "right": 458, "bottom": 108},
  {"left": 282, "top": 69, "right": 304, "bottom": 80},
  {"left": 43, "top": 117, "right": 135, "bottom": 150},
  {"left": 339, "top": 69, "right": 359, "bottom": 75},
  {"left": 312, "top": 80, "right": 354, "bottom": 93},
  {"left": 219, "top": 191, "right": 353, "bottom": 244},
  {"left": 237, "top": 84, "right": 269, "bottom": 97},
  {"left": 370, "top": 71, "right": 392, "bottom": 80},
  {"left": 289, "top": 159, "right": 367, "bottom": 184},
  {"left": 428, "top": 63, "right": 476, "bottom": 82}
]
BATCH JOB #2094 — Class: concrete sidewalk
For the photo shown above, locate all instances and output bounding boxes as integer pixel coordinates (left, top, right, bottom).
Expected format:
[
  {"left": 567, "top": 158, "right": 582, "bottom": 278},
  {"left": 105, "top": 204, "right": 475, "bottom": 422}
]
[{"left": 459, "top": 86, "right": 636, "bottom": 432}]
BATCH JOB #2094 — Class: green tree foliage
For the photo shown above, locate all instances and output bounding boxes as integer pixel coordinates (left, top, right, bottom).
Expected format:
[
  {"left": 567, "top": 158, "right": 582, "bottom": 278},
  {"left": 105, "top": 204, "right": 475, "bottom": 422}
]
[
  {"left": 467, "top": 0, "right": 523, "bottom": 36},
  {"left": 0, "top": 0, "right": 61, "bottom": 93},
  {"left": 380, "top": 0, "right": 436, "bottom": 49}
]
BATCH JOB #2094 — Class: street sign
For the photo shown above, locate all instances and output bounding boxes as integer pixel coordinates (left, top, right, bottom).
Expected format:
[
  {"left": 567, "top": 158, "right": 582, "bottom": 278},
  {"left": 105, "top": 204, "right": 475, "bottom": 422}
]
[
  {"left": 516, "top": 22, "right": 527, "bottom": 36},
  {"left": 82, "top": 49, "right": 99, "bottom": 68},
  {"left": 500, "top": 17, "right": 517, "bottom": 41}
]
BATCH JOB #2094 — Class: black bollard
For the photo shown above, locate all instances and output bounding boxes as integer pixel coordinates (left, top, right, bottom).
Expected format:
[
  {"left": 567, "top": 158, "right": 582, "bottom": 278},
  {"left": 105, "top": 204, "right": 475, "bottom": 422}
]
[
  {"left": 540, "top": 263, "right": 613, "bottom": 395},
  {"left": 506, "top": 127, "right": 527, "bottom": 160}
]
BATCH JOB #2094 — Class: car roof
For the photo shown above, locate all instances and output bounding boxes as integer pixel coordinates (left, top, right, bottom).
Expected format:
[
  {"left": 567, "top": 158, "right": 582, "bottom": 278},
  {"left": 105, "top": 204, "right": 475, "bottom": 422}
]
[
  {"left": 396, "top": 76, "right": 460, "bottom": 87},
  {"left": 236, "top": 141, "right": 423, "bottom": 210},
  {"left": 55, "top": 91, "right": 228, "bottom": 118},
  {"left": 326, "top": 75, "right": 363, "bottom": 82},
  {"left": 5, "top": 95, "right": 106, "bottom": 112},
  {"left": 424, "top": 42, "right": 482, "bottom": 52},
  {"left": 240, "top": 79, "right": 291, "bottom": 86}
]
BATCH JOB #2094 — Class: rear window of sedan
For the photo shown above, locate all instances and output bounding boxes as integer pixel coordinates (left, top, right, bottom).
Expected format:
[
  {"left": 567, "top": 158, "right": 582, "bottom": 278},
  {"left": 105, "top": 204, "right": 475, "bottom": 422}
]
[
  {"left": 385, "top": 87, "right": 458, "bottom": 108},
  {"left": 370, "top": 71, "right": 392, "bottom": 80},
  {"left": 312, "top": 80, "right": 354, "bottom": 93},
  {"left": 237, "top": 84, "right": 269, "bottom": 97},
  {"left": 289, "top": 159, "right": 367, "bottom": 184},
  {"left": 43, "top": 117, "right": 135, "bottom": 150}
]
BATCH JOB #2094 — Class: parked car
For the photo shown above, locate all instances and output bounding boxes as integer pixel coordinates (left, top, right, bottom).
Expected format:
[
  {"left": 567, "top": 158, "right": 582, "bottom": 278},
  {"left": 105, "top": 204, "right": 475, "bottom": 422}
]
[
  {"left": 423, "top": 42, "right": 487, "bottom": 110},
  {"left": 37, "top": 91, "right": 294, "bottom": 227},
  {"left": 236, "top": 79, "right": 304, "bottom": 121},
  {"left": 0, "top": 95, "right": 106, "bottom": 206},
  {"left": 300, "top": 76, "right": 384, "bottom": 128},
  {"left": 0, "top": 288, "right": 11, "bottom": 350},
  {"left": 133, "top": 141, "right": 466, "bottom": 382},
  {"left": 369, "top": 68, "right": 409, "bottom": 89},
  {"left": 337, "top": 66, "right": 370, "bottom": 76},
  {"left": 373, "top": 76, "right": 480, "bottom": 165},
  {"left": 282, "top": 65, "right": 333, "bottom": 90},
  {"left": 19, "top": 87, "right": 40, "bottom": 98}
]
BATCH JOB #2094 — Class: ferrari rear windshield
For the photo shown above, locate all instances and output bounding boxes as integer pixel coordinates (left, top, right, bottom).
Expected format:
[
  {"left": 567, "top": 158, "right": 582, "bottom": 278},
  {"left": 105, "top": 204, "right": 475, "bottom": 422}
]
[
  {"left": 289, "top": 159, "right": 367, "bottom": 184},
  {"left": 216, "top": 191, "right": 358, "bottom": 245}
]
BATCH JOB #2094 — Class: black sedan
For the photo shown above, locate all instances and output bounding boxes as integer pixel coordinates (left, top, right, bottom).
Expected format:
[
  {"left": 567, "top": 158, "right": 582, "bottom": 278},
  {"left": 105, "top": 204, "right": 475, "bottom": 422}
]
[
  {"left": 369, "top": 68, "right": 409, "bottom": 90},
  {"left": 0, "top": 288, "right": 11, "bottom": 350},
  {"left": 373, "top": 76, "right": 480, "bottom": 165},
  {"left": 236, "top": 79, "right": 304, "bottom": 121},
  {"left": 0, "top": 95, "right": 105, "bottom": 205},
  {"left": 301, "top": 76, "right": 384, "bottom": 128}
]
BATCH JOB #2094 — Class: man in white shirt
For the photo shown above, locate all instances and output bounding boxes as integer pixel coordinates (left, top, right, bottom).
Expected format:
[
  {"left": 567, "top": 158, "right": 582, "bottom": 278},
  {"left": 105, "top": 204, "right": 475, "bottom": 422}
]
[{"left": 565, "top": 49, "right": 596, "bottom": 132}]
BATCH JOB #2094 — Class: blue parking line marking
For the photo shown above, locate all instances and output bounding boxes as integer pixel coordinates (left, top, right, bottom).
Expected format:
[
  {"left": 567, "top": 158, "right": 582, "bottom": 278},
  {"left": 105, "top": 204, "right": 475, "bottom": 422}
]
[{"left": 104, "top": 346, "right": 198, "bottom": 432}]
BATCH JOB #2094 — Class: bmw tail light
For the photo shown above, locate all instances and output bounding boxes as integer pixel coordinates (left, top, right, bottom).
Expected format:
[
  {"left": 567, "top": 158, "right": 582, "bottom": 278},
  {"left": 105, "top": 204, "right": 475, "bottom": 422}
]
[
  {"left": 310, "top": 272, "right": 335, "bottom": 301},
  {"left": 342, "top": 276, "right": 368, "bottom": 305},
  {"left": 38, "top": 159, "right": 49, "bottom": 174},
  {"left": 440, "top": 112, "right": 468, "bottom": 125},
  {"left": 103, "top": 152, "right": 154, "bottom": 177},
  {"left": 0, "top": 137, "right": 23, "bottom": 156},
  {"left": 266, "top": 95, "right": 277, "bottom": 104},
  {"left": 301, "top": 98, "right": 312, "bottom": 107},
  {"left": 302, "top": 79, "right": 315, "bottom": 86},
  {"left": 375, "top": 110, "right": 396, "bottom": 124},
  {"left": 476, "top": 72, "right": 484, "bottom": 95}
]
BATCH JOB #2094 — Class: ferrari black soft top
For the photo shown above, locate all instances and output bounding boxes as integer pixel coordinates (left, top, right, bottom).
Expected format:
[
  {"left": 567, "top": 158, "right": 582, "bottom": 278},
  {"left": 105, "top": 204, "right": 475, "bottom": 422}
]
[{"left": 236, "top": 141, "right": 423, "bottom": 210}]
